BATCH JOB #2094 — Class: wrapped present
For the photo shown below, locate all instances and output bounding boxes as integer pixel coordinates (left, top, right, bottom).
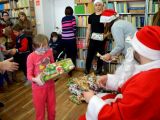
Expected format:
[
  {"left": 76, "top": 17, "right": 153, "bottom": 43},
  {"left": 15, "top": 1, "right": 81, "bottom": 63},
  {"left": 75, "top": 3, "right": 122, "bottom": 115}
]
[
  {"left": 41, "top": 58, "right": 75, "bottom": 82},
  {"left": 67, "top": 73, "right": 99, "bottom": 104}
]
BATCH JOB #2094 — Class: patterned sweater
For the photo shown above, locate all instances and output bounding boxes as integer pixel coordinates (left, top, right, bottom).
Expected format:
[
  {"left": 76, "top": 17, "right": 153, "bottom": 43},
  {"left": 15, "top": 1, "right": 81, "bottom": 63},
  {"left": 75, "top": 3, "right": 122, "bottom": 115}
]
[{"left": 61, "top": 15, "right": 76, "bottom": 40}]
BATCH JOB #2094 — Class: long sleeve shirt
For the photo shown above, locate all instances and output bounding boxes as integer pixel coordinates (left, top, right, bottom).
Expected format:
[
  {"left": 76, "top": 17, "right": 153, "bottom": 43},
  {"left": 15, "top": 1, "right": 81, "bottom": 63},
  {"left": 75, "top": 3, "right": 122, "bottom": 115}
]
[
  {"left": 15, "top": 34, "right": 29, "bottom": 53},
  {"left": 110, "top": 20, "right": 137, "bottom": 56},
  {"left": 61, "top": 15, "right": 76, "bottom": 40},
  {"left": 27, "top": 49, "right": 54, "bottom": 88}
]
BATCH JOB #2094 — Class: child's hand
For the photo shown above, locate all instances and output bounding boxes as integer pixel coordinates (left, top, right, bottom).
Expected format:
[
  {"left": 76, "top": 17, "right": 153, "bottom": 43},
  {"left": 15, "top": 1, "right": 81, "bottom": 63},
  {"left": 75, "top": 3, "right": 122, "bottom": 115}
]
[
  {"left": 9, "top": 48, "right": 17, "bottom": 55},
  {"left": 32, "top": 74, "right": 44, "bottom": 86}
]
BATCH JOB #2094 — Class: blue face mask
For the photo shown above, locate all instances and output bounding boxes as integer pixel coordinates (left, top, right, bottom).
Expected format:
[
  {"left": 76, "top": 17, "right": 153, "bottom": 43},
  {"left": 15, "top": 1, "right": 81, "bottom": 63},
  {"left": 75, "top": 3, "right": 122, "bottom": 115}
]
[{"left": 35, "top": 47, "right": 49, "bottom": 54}]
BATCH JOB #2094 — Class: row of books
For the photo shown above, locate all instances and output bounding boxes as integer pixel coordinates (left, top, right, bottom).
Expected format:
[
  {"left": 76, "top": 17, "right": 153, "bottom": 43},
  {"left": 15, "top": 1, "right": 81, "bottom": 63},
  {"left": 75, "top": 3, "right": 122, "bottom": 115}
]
[
  {"left": 75, "top": 0, "right": 93, "bottom": 4},
  {"left": 0, "top": 3, "right": 10, "bottom": 10},
  {"left": 107, "top": 1, "right": 145, "bottom": 14},
  {"left": 0, "top": 0, "right": 29, "bottom": 11},
  {"left": 76, "top": 59, "right": 86, "bottom": 68},
  {"left": 148, "top": 14, "right": 154, "bottom": 25},
  {"left": 76, "top": 16, "right": 88, "bottom": 27},
  {"left": 74, "top": 3, "right": 94, "bottom": 14},
  {"left": 15, "top": 0, "right": 29, "bottom": 8},
  {"left": 77, "top": 40, "right": 87, "bottom": 49},
  {"left": 11, "top": 8, "right": 30, "bottom": 17},
  {"left": 77, "top": 49, "right": 87, "bottom": 60},
  {"left": 75, "top": 0, "right": 106, "bottom": 4},
  {"left": 76, "top": 27, "right": 87, "bottom": 38},
  {"left": 120, "top": 15, "right": 145, "bottom": 28},
  {"left": 148, "top": 0, "right": 159, "bottom": 13}
]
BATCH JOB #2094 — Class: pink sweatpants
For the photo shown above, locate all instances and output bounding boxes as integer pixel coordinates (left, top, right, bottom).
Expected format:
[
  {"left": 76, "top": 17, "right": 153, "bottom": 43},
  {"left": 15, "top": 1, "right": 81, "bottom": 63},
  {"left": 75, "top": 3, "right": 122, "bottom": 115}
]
[{"left": 32, "top": 84, "right": 56, "bottom": 120}]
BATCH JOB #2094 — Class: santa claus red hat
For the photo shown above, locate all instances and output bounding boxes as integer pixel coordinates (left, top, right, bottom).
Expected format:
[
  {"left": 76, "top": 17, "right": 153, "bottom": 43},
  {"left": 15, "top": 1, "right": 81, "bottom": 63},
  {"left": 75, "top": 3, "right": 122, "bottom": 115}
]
[
  {"left": 131, "top": 26, "right": 160, "bottom": 60},
  {"left": 94, "top": 0, "right": 103, "bottom": 5},
  {"left": 100, "top": 9, "right": 119, "bottom": 23}
]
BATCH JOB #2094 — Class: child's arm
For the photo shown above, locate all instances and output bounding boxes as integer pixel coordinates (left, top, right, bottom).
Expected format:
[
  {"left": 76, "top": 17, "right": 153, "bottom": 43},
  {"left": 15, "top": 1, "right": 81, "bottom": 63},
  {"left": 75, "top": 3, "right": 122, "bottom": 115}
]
[
  {"left": 27, "top": 54, "right": 44, "bottom": 86},
  {"left": 18, "top": 38, "right": 28, "bottom": 52},
  {"left": 27, "top": 54, "right": 34, "bottom": 81},
  {"left": 49, "top": 49, "right": 54, "bottom": 63},
  {"left": 9, "top": 38, "right": 28, "bottom": 55}
]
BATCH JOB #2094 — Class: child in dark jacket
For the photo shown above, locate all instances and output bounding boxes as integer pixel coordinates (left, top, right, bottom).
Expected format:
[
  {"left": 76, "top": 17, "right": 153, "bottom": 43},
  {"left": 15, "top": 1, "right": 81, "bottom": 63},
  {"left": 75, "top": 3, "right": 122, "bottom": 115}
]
[
  {"left": 49, "top": 32, "right": 64, "bottom": 61},
  {"left": 9, "top": 24, "right": 30, "bottom": 80}
]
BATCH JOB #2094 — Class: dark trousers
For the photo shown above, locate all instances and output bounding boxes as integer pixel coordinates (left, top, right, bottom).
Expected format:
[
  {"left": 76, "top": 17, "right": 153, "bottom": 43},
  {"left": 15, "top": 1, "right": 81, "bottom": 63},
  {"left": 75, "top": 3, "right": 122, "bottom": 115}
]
[
  {"left": 13, "top": 52, "right": 30, "bottom": 77},
  {"left": 62, "top": 39, "right": 77, "bottom": 66},
  {"left": 0, "top": 72, "right": 10, "bottom": 87},
  {"left": 85, "top": 39, "right": 106, "bottom": 72}
]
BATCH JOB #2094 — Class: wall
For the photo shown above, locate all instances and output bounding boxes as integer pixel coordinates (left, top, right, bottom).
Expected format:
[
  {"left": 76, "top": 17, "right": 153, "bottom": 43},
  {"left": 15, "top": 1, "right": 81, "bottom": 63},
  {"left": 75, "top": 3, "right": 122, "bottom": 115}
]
[
  {"left": 54, "top": 0, "right": 74, "bottom": 31},
  {"left": 34, "top": 0, "right": 54, "bottom": 37},
  {"left": 34, "top": 0, "right": 74, "bottom": 36}
]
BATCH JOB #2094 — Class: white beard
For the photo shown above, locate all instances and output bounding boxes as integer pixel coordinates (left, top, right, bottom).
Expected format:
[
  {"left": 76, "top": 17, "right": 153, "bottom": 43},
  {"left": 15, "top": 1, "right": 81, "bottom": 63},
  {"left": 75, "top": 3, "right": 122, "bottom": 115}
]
[{"left": 114, "top": 47, "right": 138, "bottom": 88}]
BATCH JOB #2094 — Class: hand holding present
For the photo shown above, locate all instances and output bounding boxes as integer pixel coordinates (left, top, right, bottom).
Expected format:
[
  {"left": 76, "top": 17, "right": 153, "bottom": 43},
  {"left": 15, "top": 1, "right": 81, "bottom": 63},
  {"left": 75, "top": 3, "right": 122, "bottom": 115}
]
[
  {"left": 97, "top": 52, "right": 112, "bottom": 61},
  {"left": 83, "top": 90, "right": 95, "bottom": 103},
  {"left": 32, "top": 74, "right": 44, "bottom": 86}
]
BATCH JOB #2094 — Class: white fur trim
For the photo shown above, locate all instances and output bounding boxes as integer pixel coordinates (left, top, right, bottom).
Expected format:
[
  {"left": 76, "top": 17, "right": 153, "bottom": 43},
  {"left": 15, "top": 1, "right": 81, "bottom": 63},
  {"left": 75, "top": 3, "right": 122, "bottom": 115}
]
[
  {"left": 132, "top": 33, "right": 160, "bottom": 60},
  {"left": 100, "top": 14, "right": 119, "bottom": 23},
  {"left": 103, "top": 94, "right": 123, "bottom": 105},
  {"left": 86, "top": 95, "right": 106, "bottom": 120},
  {"left": 86, "top": 94, "right": 123, "bottom": 120},
  {"left": 94, "top": 0, "right": 103, "bottom": 4}
]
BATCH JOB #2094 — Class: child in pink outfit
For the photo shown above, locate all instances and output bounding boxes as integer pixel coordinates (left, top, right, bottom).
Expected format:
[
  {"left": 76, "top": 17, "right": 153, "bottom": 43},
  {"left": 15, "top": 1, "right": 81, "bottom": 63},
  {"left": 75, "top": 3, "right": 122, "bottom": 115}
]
[{"left": 27, "top": 34, "right": 56, "bottom": 120}]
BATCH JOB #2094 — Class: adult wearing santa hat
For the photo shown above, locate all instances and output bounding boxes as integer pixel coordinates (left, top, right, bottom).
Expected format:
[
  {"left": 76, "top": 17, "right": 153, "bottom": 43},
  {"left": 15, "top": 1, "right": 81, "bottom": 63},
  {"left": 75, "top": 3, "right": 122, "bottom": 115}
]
[
  {"left": 100, "top": 9, "right": 137, "bottom": 61},
  {"left": 79, "top": 26, "right": 160, "bottom": 120},
  {"left": 84, "top": 0, "right": 106, "bottom": 75}
]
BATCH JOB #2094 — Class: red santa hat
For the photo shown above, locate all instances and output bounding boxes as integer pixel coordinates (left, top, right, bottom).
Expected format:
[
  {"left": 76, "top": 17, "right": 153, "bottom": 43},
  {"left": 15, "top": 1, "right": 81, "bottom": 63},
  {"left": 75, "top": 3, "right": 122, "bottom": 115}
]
[
  {"left": 100, "top": 9, "right": 119, "bottom": 23},
  {"left": 94, "top": 0, "right": 103, "bottom": 5},
  {"left": 131, "top": 26, "right": 160, "bottom": 60}
]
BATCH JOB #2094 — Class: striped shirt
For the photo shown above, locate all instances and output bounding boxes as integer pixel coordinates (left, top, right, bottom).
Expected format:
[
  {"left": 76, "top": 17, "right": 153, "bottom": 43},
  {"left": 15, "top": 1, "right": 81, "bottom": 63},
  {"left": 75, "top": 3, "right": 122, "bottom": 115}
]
[{"left": 61, "top": 15, "right": 76, "bottom": 40}]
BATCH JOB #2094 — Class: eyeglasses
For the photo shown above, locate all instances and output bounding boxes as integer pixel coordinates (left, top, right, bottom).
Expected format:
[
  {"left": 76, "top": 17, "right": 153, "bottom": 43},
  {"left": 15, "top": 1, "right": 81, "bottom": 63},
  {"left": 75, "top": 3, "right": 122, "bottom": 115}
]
[{"left": 3, "top": 14, "right": 9, "bottom": 16}]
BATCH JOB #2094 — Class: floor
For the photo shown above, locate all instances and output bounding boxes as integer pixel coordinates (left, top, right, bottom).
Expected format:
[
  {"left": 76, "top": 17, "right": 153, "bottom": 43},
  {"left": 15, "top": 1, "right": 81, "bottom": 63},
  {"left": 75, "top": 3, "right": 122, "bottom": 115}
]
[{"left": 0, "top": 71, "right": 87, "bottom": 120}]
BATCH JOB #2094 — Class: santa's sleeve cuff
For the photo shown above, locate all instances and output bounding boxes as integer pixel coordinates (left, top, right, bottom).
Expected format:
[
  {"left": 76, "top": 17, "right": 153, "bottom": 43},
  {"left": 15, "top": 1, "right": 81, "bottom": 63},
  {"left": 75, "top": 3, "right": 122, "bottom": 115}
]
[
  {"left": 107, "top": 74, "right": 118, "bottom": 90},
  {"left": 86, "top": 95, "right": 106, "bottom": 120}
]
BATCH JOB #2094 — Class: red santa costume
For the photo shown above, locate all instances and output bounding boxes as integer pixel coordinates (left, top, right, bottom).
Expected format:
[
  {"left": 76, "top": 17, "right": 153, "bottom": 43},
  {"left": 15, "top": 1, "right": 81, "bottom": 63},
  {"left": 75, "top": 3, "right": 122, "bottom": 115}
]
[{"left": 79, "top": 25, "right": 160, "bottom": 119}]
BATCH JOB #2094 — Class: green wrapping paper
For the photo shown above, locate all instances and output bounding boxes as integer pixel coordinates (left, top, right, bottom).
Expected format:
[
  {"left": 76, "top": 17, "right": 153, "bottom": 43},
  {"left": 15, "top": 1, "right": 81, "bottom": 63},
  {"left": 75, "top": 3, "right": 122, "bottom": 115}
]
[{"left": 41, "top": 58, "right": 75, "bottom": 82}]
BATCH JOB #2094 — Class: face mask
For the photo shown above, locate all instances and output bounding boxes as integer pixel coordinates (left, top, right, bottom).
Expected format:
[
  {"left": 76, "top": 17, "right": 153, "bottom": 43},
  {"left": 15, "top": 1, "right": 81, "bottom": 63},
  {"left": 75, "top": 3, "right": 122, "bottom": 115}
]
[
  {"left": 52, "top": 37, "right": 57, "bottom": 42},
  {"left": 35, "top": 47, "right": 49, "bottom": 54}
]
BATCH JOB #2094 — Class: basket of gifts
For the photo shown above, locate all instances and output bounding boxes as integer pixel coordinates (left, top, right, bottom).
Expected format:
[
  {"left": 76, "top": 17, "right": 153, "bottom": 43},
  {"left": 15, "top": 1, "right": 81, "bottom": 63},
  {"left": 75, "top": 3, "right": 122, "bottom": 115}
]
[
  {"left": 67, "top": 73, "right": 99, "bottom": 104},
  {"left": 41, "top": 58, "right": 75, "bottom": 83}
]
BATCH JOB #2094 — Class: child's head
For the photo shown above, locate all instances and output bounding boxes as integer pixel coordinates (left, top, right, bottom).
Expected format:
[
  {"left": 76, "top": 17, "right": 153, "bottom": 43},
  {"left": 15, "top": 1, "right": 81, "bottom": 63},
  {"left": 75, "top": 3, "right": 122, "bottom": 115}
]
[
  {"left": 12, "top": 24, "right": 23, "bottom": 36},
  {"left": 65, "top": 6, "right": 73, "bottom": 16},
  {"left": 18, "top": 12, "right": 27, "bottom": 22},
  {"left": 2, "top": 11, "right": 9, "bottom": 21},
  {"left": 50, "top": 32, "right": 58, "bottom": 42},
  {"left": 33, "top": 34, "right": 49, "bottom": 54}
]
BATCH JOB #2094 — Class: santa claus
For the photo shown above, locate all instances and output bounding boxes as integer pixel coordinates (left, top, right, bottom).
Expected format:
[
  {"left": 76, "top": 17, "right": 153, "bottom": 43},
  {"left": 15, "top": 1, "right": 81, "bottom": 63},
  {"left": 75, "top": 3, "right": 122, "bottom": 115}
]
[{"left": 79, "top": 25, "right": 160, "bottom": 120}]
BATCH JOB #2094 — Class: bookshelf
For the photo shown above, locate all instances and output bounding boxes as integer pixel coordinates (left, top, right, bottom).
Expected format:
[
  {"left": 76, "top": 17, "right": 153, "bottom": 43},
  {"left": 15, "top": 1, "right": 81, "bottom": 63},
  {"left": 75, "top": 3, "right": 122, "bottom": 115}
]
[
  {"left": 0, "top": 0, "right": 36, "bottom": 31},
  {"left": 74, "top": 0, "right": 94, "bottom": 69},
  {"left": 0, "top": 0, "right": 10, "bottom": 12},
  {"left": 74, "top": 0, "right": 107, "bottom": 69},
  {"left": 106, "top": 0, "right": 146, "bottom": 28},
  {"left": 147, "top": 0, "right": 160, "bottom": 25}
]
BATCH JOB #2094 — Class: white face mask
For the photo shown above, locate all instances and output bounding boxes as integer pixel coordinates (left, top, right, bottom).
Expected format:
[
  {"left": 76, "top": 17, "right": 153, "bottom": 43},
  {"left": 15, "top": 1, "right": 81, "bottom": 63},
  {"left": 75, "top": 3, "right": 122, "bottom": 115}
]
[
  {"left": 52, "top": 37, "right": 57, "bottom": 42},
  {"left": 35, "top": 47, "right": 49, "bottom": 54}
]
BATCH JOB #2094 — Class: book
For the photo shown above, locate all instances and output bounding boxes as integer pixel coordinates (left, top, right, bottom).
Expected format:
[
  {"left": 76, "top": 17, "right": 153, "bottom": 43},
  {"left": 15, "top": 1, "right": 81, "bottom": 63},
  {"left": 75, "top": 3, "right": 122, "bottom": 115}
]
[{"left": 75, "top": 5, "right": 85, "bottom": 14}]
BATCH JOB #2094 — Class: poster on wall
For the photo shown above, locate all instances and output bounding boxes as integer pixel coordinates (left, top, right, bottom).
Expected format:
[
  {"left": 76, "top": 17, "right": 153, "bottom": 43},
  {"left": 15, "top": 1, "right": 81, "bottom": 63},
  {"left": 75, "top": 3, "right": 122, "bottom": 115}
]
[{"left": 36, "top": 0, "right": 40, "bottom": 6}]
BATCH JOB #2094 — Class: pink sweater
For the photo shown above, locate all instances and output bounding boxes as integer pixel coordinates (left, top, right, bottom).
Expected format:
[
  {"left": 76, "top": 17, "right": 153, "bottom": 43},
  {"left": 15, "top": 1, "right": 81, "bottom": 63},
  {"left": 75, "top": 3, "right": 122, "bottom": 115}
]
[{"left": 27, "top": 49, "right": 54, "bottom": 88}]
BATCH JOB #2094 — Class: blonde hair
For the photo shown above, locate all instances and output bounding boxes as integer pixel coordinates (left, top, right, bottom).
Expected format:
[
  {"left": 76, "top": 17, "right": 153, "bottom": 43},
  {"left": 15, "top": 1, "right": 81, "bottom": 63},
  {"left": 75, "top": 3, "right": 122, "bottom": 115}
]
[{"left": 33, "top": 34, "right": 48, "bottom": 49}]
